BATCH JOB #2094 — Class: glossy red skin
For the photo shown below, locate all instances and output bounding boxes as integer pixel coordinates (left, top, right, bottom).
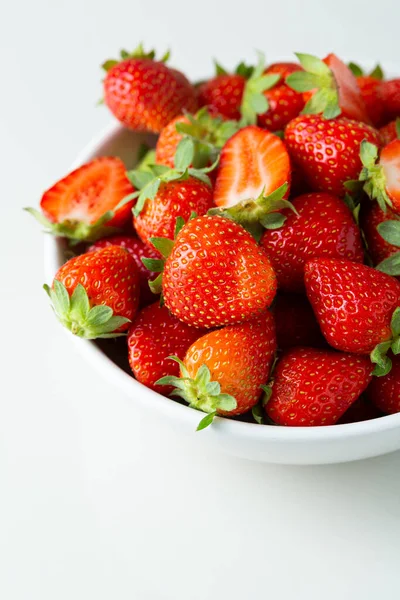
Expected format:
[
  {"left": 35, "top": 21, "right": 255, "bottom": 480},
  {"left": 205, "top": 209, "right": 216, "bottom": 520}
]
[
  {"left": 366, "top": 353, "right": 400, "bottom": 414},
  {"left": 380, "top": 139, "right": 400, "bottom": 212},
  {"left": 134, "top": 177, "right": 214, "bottom": 249},
  {"left": 265, "top": 347, "right": 373, "bottom": 426},
  {"left": 261, "top": 193, "right": 364, "bottom": 292},
  {"left": 305, "top": 258, "right": 400, "bottom": 354},
  {"left": 104, "top": 59, "right": 197, "bottom": 133},
  {"left": 357, "top": 76, "right": 385, "bottom": 127},
  {"left": 127, "top": 302, "right": 205, "bottom": 394},
  {"left": 380, "top": 79, "right": 400, "bottom": 122},
  {"left": 163, "top": 215, "right": 277, "bottom": 328},
  {"left": 380, "top": 120, "right": 399, "bottom": 145},
  {"left": 273, "top": 293, "right": 326, "bottom": 350},
  {"left": 41, "top": 157, "right": 135, "bottom": 229},
  {"left": 266, "top": 62, "right": 303, "bottom": 79},
  {"left": 324, "top": 54, "right": 371, "bottom": 124},
  {"left": 55, "top": 247, "right": 140, "bottom": 330},
  {"left": 359, "top": 202, "right": 400, "bottom": 266},
  {"left": 257, "top": 62, "right": 305, "bottom": 131},
  {"left": 155, "top": 115, "right": 189, "bottom": 167},
  {"left": 185, "top": 312, "right": 276, "bottom": 416},
  {"left": 284, "top": 115, "right": 381, "bottom": 196},
  {"left": 88, "top": 235, "right": 160, "bottom": 306},
  {"left": 197, "top": 74, "right": 245, "bottom": 120},
  {"left": 338, "top": 394, "right": 383, "bottom": 424}
]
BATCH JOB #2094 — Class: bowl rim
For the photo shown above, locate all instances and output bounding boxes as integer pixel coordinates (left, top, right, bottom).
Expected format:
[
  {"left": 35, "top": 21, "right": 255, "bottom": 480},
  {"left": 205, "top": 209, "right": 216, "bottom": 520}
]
[{"left": 44, "top": 119, "right": 400, "bottom": 443}]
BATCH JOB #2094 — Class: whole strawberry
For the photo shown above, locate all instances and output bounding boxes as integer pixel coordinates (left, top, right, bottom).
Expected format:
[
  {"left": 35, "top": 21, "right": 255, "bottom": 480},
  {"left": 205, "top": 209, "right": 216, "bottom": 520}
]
[
  {"left": 305, "top": 258, "right": 400, "bottom": 375},
  {"left": 160, "top": 215, "right": 277, "bottom": 328},
  {"left": 102, "top": 46, "right": 197, "bottom": 133},
  {"left": 45, "top": 247, "right": 140, "bottom": 338},
  {"left": 25, "top": 157, "right": 135, "bottom": 243},
  {"left": 366, "top": 353, "right": 400, "bottom": 414},
  {"left": 284, "top": 114, "right": 380, "bottom": 196},
  {"left": 88, "top": 235, "right": 160, "bottom": 306},
  {"left": 127, "top": 302, "right": 205, "bottom": 393},
  {"left": 157, "top": 312, "right": 276, "bottom": 428},
  {"left": 380, "top": 118, "right": 400, "bottom": 145},
  {"left": 261, "top": 192, "right": 364, "bottom": 292},
  {"left": 265, "top": 347, "right": 373, "bottom": 426},
  {"left": 380, "top": 79, "right": 400, "bottom": 122},
  {"left": 274, "top": 293, "right": 326, "bottom": 350},
  {"left": 359, "top": 202, "right": 400, "bottom": 267},
  {"left": 257, "top": 62, "right": 305, "bottom": 131},
  {"left": 357, "top": 75, "right": 385, "bottom": 127},
  {"left": 197, "top": 73, "right": 245, "bottom": 121}
]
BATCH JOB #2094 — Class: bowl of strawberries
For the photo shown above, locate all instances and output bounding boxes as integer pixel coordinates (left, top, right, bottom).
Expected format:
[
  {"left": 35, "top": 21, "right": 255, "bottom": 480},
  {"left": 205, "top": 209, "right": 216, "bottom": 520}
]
[{"left": 28, "top": 45, "right": 400, "bottom": 465}]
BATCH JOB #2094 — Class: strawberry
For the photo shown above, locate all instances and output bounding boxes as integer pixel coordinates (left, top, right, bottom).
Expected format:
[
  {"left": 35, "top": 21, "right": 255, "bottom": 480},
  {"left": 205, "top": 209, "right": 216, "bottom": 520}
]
[
  {"left": 260, "top": 192, "right": 364, "bottom": 292},
  {"left": 264, "top": 347, "right": 373, "bottom": 426},
  {"left": 380, "top": 79, "right": 400, "bottom": 122},
  {"left": 25, "top": 157, "right": 135, "bottom": 243},
  {"left": 102, "top": 46, "right": 197, "bottom": 133},
  {"left": 257, "top": 62, "right": 305, "bottom": 131},
  {"left": 155, "top": 109, "right": 239, "bottom": 169},
  {"left": 273, "top": 293, "right": 326, "bottom": 350},
  {"left": 359, "top": 202, "right": 400, "bottom": 266},
  {"left": 305, "top": 258, "right": 400, "bottom": 375},
  {"left": 380, "top": 118, "right": 400, "bottom": 145},
  {"left": 156, "top": 312, "right": 276, "bottom": 428},
  {"left": 88, "top": 235, "right": 160, "bottom": 306},
  {"left": 356, "top": 76, "right": 385, "bottom": 127},
  {"left": 213, "top": 126, "right": 291, "bottom": 212},
  {"left": 153, "top": 215, "right": 277, "bottom": 328},
  {"left": 45, "top": 246, "right": 140, "bottom": 338},
  {"left": 197, "top": 73, "right": 245, "bottom": 121},
  {"left": 127, "top": 302, "right": 205, "bottom": 393},
  {"left": 358, "top": 139, "right": 400, "bottom": 213},
  {"left": 338, "top": 395, "right": 383, "bottom": 424},
  {"left": 284, "top": 114, "right": 380, "bottom": 196},
  {"left": 127, "top": 138, "right": 215, "bottom": 248},
  {"left": 286, "top": 53, "right": 371, "bottom": 123},
  {"left": 366, "top": 353, "right": 400, "bottom": 414}
]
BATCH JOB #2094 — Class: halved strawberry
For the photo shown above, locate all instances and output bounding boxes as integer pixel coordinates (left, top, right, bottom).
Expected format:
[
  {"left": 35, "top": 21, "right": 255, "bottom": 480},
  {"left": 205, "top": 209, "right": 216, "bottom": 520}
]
[
  {"left": 359, "top": 139, "right": 400, "bottom": 214},
  {"left": 286, "top": 53, "right": 371, "bottom": 123},
  {"left": 26, "top": 157, "right": 135, "bottom": 243}
]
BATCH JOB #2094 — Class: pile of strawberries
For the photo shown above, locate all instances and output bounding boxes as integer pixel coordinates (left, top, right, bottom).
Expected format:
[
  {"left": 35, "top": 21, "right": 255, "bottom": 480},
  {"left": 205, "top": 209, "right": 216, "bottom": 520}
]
[{"left": 27, "top": 45, "right": 400, "bottom": 429}]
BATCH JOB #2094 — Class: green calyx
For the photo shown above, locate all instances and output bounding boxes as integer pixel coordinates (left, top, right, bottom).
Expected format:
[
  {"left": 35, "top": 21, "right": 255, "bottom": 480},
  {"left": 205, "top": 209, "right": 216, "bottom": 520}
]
[
  {"left": 208, "top": 182, "right": 295, "bottom": 241},
  {"left": 214, "top": 59, "right": 255, "bottom": 79},
  {"left": 370, "top": 307, "right": 400, "bottom": 376},
  {"left": 156, "top": 357, "right": 237, "bottom": 431},
  {"left": 240, "top": 52, "right": 280, "bottom": 126},
  {"left": 24, "top": 208, "right": 119, "bottom": 244},
  {"left": 348, "top": 62, "right": 384, "bottom": 80},
  {"left": 44, "top": 281, "right": 130, "bottom": 339},
  {"left": 176, "top": 108, "right": 240, "bottom": 168},
  {"left": 343, "top": 193, "right": 361, "bottom": 224},
  {"left": 101, "top": 43, "right": 170, "bottom": 71},
  {"left": 286, "top": 52, "right": 341, "bottom": 120},
  {"left": 125, "top": 138, "right": 217, "bottom": 218},
  {"left": 359, "top": 140, "right": 392, "bottom": 213},
  {"left": 376, "top": 220, "right": 400, "bottom": 276},
  {"left": 396, "top": 118, "right": 400, "bottom": 139}
]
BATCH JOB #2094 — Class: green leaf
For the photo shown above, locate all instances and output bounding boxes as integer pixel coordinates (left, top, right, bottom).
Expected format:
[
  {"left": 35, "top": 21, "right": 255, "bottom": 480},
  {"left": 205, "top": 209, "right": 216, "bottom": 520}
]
[
  {"left": 286, "top": 71, "right": 319, "bottom": 92},
  {"left": 376, "top": 252, "right": 400, "bottom": 276},
  {"left": 295, "top": 53, "right": 332, "bottom": 76},
  {"left": 69, "top": 284, "right": 90, "bottom": 322},
  {"left": 377, "top": 221, "right": 400, "bottom": 247},
  {"left": 260, "top": 213, "right": 286, "bottom": 229},
  {"left": 187, "top": 169, "right": 211, "bottom": 186},
  {"left": 214, "top": 60, "right": 228, "bottom": 76},
  {"left": 96, "top": 315, "right": 131, "bottom": 335},
  {"left": 206, "top": 381, "right": 221, "bottom": 396},
  {"left": 216, "top": 394, "right": 237, "bottom": 412},
  {"left": 348, "top": 62, "right": 364, "bottom": 77},
  {"left": 396, "top": 118, "right": 400, "bottom": 140},
  {"left": 133, "top": 178, "right": 161, "bottom": 216},
  {"left": 252, "top": 404, "right": 264, "bottom": 424},
  {"left": 249, "top": 93, "right": 269, "bottom": 114},
  {"left": 86, "top": 305, "right": 113, "bottom": 327},
  {"left": 52, "top": 280, "right": 71, "bottom": 316},
  {"left": 24, "top": 207, "right": 53, "bottom": 229},
  {"left": 390, "top": 307, "right": 400, "bottom": 337},
  {"left": 167, "top": 355, "right": 190, "bottom": 378},
  {"left": 155, "top": 375, "right": 183, "bottom": 387},
  {"left": 372, "top": 360, "right": 392, "bottom": 377},
  {"left": 261, "top": 384, "right": 273, "bottom": 404},
  {"left": 392, "top": 337, "right": 400, "bottom": 355},
  {"left": 174, "top": 216, "right": 185, "bottom": 238},
  {"left": 370, "top": 64, "right": 384, "bottom": 80},
  {"left": 101, "top": 59, "right": 118, "bottom": 72},
  {"left": 196, "top": 411, "right": 217, "bottom": 431},
  {"left": 174, "top": 138, "right": 195, "bottom": 171},
  {"left": 43, "top": 283, "right": 51, "bottom": 298},
  {"left": 141, "top": 258, "right": 164, "bottom": 272},
  {"left": 195, "top": 364, "right": 211, "bottom": 388},
  {"left": 360, "top": 140, "right": 379, "bottom": 169},
  {"left": 251, "top": 73, "right": 280, "bottom": 94},
  {"left": 370, "top": 341, "right": 392, "bottom": 377},
  {"left": 149, "top": 237, "right": 174, "bottom": 258}
]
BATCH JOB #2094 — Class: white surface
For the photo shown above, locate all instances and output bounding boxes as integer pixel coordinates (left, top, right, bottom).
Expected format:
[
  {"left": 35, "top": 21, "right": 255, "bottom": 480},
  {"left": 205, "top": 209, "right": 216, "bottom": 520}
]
[{"left": 2, "top": 0, "right": 400, "bottom": 597}]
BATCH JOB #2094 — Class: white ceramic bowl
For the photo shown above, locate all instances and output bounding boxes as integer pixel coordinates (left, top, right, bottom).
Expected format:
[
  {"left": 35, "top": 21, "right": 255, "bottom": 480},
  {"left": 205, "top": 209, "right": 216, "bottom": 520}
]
[{"left": 44, "top": 121, "right": 400, "bottom": 465}]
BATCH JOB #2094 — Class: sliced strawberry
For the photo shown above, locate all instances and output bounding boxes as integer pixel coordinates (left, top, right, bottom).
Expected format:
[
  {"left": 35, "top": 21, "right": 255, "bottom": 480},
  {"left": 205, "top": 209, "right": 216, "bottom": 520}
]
[
  {"left": 26, "top": 157, "right": 135, "bottom": 243},
  {"left": 380, "top": 140, "right": 400, "bottom": 211},
  {"left": 325, "top": 54, "right": 371, "bottom": 123},
  {"left": 214, "top": 126, "right": 290, "bottom": 208}
]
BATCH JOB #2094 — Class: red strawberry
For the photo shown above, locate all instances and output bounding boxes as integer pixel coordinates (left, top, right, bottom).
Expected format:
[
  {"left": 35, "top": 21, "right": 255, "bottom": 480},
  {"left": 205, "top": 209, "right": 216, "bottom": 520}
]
[
  {"left": 157, "top": 312, "right": 276, "bottom": 427},
  {"left": 356, "top": 75, "right": 385, "bottom": 127},
  {"left": 359, "top": 202, "right": 400, "bottom": 266},
  {"left": 266, "top": 62, "right": 303, "bottom": 79},
  {"left": 286, "top": 53, "right": 371, "bottom": 123},
  {"left": 366, "top": 353, "right": 400, "bottom": 414},
  {"left": 284, "top": 114, "right": 380, "bottom": 196},
  {"left": 273, "top": 293, "right": 326, "bottom": 350},
  {"left": 197, "top": 73, "right": 245, "bottom": 120},
  {"left": 127, "top": 302, "right": 205, "bottom": 394},
  {"left": 214, "top": 126, "right": 291, "bottom": 209},
  {"left": 305, "top": 258, "right": 400, "bottom": 374},
  {"left": 88, "top": 235, "right": 160, "bottom": 306},
  {"left": 380, "top": 79, "right": 400, "bottom": 122},
  {"left": 261, "top": 192, "right": 364, "bottom": 292},
  {"left": 26, "top": 157, "right": 135, "bottom": 243},
  {"left": 155, "top": 116, "right": 190, "bottom": 168},
  {"left": 359, "top": 139, "right": 400, "bottom": 214},
  {"left": 45, "top": 246, "right": 140, "bottom": 338},
  {"left": 265, "top": 347, "right": 373, "bottom": 426},
  {"left": 380, "top": 118, "right": 400, "bottom": 145},
  {"left": 160, "top": 215, "right": 277, "bottom": 328},
  {"left": 102, "top": 47, "right": 197, "bottom": 133},
  {"left": 257, "top": 62, "right": 305, "bottom": 131}
]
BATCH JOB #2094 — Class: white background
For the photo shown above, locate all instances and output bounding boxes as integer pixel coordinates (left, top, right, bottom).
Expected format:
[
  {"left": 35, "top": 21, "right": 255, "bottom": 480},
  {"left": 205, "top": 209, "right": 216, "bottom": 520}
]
[{"left": 2, "top": 1, "right": 400, "bottom": 598}]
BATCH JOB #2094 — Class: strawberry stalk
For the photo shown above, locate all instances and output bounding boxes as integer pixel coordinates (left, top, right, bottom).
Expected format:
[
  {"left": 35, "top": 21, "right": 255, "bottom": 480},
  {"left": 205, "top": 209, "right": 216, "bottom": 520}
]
[
  {"left": 156, "top": 357, "right": 237, "bottom": 430},
  {"left": 240, "top": 52, "right": 280, "bottom": 125},
  {"left": 102, "top": 43, "right": 170, "bottom": 72},
  {"left": 43, "top": 281, "right": 130, "bottom": 339},
  {"left": 358, "top": 141, "right": 392, "bottom": 212}
]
